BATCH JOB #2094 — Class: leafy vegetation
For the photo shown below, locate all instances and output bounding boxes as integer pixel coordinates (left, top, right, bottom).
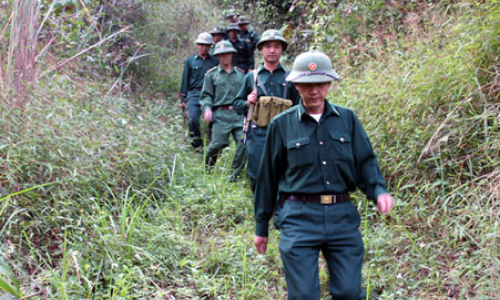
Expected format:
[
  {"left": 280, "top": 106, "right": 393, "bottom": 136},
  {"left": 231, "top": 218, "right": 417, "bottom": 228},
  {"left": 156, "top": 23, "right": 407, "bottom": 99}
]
[{"left": 1, "top": 0, "right": 498, "bottom": 299}]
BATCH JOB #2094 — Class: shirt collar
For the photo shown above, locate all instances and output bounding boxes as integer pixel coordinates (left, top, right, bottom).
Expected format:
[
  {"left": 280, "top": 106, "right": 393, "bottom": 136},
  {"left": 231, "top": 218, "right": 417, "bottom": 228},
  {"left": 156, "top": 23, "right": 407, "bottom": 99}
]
[
  {"left": 297, "top": 99, "right": 340, "bottom": 121},
  {"left": 217, "top": 65, "right": 236, "bottom": 74},
  {"left": 194, "top": 54, "right": 214, "bottom": 60},
  {"left": 257, "top": 63, "right": 286, "bottom": 74}
]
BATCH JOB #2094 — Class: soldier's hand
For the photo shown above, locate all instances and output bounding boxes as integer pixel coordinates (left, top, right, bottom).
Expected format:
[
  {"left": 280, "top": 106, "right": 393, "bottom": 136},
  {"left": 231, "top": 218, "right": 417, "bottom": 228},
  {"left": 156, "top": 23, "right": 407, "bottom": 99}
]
[
  {"left": 377, "top": 193, "right": 394, "bottom": 214},
  {"left": 204, "top": 109, "right": 212, "bottom": 124},
  {"left": 254, "top": 235, "right": 268, "bottom": 254},
  {"left": 247, "top": 92, "right": 257, "bottom": 105}
]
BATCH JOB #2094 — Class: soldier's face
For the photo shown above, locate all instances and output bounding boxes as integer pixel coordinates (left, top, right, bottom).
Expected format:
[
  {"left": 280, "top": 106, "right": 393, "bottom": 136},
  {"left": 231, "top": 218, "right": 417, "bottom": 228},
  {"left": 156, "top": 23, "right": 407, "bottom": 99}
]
[
  {"left": 212, "top": 34, "right": 224, "bottom": 44},
  {"left": 217, "top": 53, "right": 233, "bottom": 66},
  {"left": 260, "top": 41, "right": 283, "bottom": 64},
  {"left": 239, "top": 24, "right": 249, "bottom": 32},
  {"left": 294, "top": 82, "right": 332, "bottom": 113},
  {"left": 197, "top": 44, "right": 211, "bottom": 57},
  {"left": 228, "top": 30, "right": 239, "bottom": 40}
]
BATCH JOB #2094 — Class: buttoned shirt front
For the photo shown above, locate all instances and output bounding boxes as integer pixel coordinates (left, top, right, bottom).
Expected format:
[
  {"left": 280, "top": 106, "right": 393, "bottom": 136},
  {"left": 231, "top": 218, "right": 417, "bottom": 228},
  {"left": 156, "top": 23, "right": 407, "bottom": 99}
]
[
  {"left": 254, "top": 100, "right": 388, "bottom": 237},
  {"left": 200, "top": 65, "right": 245, "bottom": 112},
  {"left": 179, "top": 54, "right": 219, "bottom": 97}
]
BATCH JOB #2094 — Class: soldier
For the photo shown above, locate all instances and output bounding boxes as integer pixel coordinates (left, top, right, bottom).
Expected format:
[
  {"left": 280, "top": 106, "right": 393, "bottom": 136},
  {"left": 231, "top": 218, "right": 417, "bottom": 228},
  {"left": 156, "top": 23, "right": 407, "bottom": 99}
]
[
  {"left": 238, "top": 17, "right": 259, "bottom": 53},
  {"left": 179, "top": 32, "right": 219, "bottom": 151},
  {"left": 233, "top": 29, "right": 301, "bottom": 192},
  {"left": 225, "top": 23, "right": 254, "bottom": 73},
  {"left": 254, "top": 51, "right": 395, "bottom": 300},
  {"left": 208, "top": 26, "right": 226, "bottom": 57},
  {"left": 200, "top": 41, "right": 246, "bottom": 180}
]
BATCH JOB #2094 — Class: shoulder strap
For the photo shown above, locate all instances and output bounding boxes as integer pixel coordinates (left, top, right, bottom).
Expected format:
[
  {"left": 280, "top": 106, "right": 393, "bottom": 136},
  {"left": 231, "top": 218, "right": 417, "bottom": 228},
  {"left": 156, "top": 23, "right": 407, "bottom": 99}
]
[
  {"left": 283, "top": 70, "right": 290, "bottom": 100},
  {"left": 255, "top": 72, "right": 268, "bottom": 96}
]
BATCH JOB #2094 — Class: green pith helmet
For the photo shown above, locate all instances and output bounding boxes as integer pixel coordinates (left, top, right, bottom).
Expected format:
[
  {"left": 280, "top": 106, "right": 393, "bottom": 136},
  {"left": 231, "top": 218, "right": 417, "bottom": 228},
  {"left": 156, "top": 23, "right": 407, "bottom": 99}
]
[
  {"left": 286, "top": 51, "right": 340, "bottom": 83},
  {"left": 213, "top": 40, "right": 236, "bottom": 55},
  {"left": 195, "top": 32, "right": 214, "bottom": 45},
  {"left": 256, "top": 29, "right": 288, "bottom": 51},
  {"left": 225, "top": 23, "right": 241, "bottom": 33},
  {"left": 237, "top": 17, "right": 250, "bottom": 25},
  {"left": 209, "top": 26, "right": 225, "bottom": 35}
]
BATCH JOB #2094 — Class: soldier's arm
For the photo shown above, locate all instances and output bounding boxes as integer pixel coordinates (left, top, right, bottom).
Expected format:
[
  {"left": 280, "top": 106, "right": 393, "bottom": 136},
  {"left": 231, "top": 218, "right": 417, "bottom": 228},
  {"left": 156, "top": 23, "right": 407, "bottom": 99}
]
[
  {"left": 200, "top": 73, "right": 215, "bottom": 112},
  {"left": 179, "top": 58, "right": 191, "bottom": 99},
  {"left": 255, "top": 119, "right": 285, "bottom": 238},
  {"left": 349, "top": 110, "right": 389, "bottom": 203},
  {"left": 233, "top": 73, "right": 253, "bottom": 115}
]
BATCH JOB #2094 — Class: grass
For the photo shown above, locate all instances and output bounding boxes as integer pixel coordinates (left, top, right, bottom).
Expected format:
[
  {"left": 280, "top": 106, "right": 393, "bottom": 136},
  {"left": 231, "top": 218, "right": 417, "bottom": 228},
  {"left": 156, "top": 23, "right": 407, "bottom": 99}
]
[{"left": 1, "top": 0, "right": 499, "bottom": 299}]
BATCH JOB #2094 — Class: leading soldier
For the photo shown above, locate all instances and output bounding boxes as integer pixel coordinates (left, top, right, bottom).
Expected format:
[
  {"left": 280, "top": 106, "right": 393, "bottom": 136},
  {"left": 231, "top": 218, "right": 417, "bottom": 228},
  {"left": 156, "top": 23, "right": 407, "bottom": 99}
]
[
  {"left": 233, "top": 29, "right": 301, "bottom": 192},
  {"left": 200, "top": 41, "right": 247, "bottom": 181},
  {"left": 254, "top": 51, "right": 395, "bottom": 300},
  {"left": 179, "top": 32, "right": 219, "bottom": 151}
]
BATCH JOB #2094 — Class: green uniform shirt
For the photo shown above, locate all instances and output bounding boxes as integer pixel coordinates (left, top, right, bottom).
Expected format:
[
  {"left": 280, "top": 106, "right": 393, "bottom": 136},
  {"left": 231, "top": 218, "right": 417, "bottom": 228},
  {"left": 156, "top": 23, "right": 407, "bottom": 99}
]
[
  {"left": 255, "top": 100, "right": 388, "bottom": 237},
  {"left": 200, "top": 66, "right": 245, "bottom": 112},
  {"left": 179, "top": 54, "right": 219, "bottom": 97},
  {"left": 233, "top": 64, "right": 301, "bottom": 115}
]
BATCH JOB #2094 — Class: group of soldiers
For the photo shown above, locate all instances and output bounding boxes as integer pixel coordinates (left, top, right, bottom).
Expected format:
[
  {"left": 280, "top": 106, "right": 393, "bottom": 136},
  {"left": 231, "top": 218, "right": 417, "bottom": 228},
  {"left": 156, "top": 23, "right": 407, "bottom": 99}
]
[{"left": 179, "top": 14, "right": 394, "bottom": 300}]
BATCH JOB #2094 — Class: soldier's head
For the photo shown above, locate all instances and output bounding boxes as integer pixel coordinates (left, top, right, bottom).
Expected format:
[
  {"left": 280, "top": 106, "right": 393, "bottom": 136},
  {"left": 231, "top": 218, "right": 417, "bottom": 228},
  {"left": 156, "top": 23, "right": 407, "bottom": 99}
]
[
  {"left": 237, "top": 17, "right": 250, "bottom": 32},
  {"left": 225, "top": 10, "right": 240, "bottom": 23},
  {"left": 225, "top": 23, "right": 240, "bottom": 41},
  {"left": 286, "top": 51, "right": 340, "bottom": 110},
  {"left": 213, "top": 40, "right": 236, "bottom": 67},
  {"left": 257, "top": 29, "right": 288, "bottom": 64},
  {"left": 195, "top": 32, "right": 214, "bottom": 57},
  {"left": 209, "top": 26, "right": 226, "bottom": 44}
]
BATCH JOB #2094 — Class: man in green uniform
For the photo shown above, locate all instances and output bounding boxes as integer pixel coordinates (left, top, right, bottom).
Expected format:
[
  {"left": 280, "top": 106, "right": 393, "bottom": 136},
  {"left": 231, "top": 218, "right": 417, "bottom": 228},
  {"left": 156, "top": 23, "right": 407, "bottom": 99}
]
[
  {"left": 179, "top": 32, "right": 219, "bottom": 151},
  {"left": 225, "top": 23, "right": 254, "bottom": 73},
  {"left": 200, "top": 41, "right": 246, "bottom": 180},
  {"left": 238, "top": 17, "right": 259, "bottom": 53},
  {"left": 233, "top": 29, "right": 301, "bottom": 192},
  {"left": 208, "top": 26, "right": 226, "bottom": 57},
  {"left": 254, "top": 51, "right": 395, "bottom": 300}
]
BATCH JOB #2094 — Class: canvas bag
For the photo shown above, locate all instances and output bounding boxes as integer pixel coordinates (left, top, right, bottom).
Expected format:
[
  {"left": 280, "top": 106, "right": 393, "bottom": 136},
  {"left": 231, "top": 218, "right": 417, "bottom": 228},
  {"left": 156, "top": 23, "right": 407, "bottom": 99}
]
[{"left": 251, "top": 71, "right": 293, "bottom": 128}]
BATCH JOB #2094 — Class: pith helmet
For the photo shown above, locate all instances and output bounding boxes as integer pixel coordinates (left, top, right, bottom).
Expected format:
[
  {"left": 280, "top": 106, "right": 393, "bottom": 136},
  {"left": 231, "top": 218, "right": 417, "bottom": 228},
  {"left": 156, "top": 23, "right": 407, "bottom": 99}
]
[
  {"left": 286, "top": 51, "right": 340, "bottom": 83},
  {"left": 209, "top": 26, "right": 225, "bottom": 35},
  {"left": 256, "top": 29, "right": 288, "bottom": 51},
  {"left": 195, "top": 32, "right": 214, "bottom": 45},
  {"left": 213, "top": 41, "right": 236, "bottom": 55},
  {"left": 225, "top": 23, "right": 241, "bottom": 33},
  {"left": 237, "top": 17, "right": 250, "bottom": 25}
]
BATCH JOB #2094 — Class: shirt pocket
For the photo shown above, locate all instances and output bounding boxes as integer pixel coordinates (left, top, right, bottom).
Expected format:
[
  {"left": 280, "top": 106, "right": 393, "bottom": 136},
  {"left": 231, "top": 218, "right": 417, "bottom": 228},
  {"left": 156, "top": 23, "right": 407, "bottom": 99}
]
[
  {"left": 329, "top": 133, "right": 354, "bottom": 162},
  {"left": 286, "top": 137, "right": 314, "bottom": 167}
]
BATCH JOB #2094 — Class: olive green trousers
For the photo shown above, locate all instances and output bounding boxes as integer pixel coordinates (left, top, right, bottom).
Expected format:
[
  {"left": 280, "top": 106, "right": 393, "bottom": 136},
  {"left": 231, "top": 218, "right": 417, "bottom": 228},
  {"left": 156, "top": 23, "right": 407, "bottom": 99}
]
[{"left": 277, "top": 200, "right": 366, "bottom": 300}]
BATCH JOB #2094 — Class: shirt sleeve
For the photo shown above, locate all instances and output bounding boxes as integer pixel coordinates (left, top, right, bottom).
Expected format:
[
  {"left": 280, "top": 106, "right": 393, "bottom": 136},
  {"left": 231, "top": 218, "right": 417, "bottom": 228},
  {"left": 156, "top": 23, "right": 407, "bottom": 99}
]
[
  {"left": 254, "top": 119, "right": 286, "bottom": 237},
  {"left": 246, "top": 44, "right": 254, "bottom": 71},
  {"left": 179, "top": 58, "right": 191, "bottom": 97},
  {"left": 200, "top": 73, "right": 214, "bottom": 112},
  {"left": 233, "top": 73, "right": 253, "bottom": 115},
  {"left": 350, "top": 111, "right": 388, "bottom": 203}
]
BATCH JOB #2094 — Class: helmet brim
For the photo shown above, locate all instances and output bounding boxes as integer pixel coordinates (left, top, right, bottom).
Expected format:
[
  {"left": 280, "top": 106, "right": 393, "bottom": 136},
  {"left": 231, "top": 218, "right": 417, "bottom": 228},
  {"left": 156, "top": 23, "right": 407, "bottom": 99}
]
[{"left": 286, "top": 71, "right": 339, "bottom": 83}]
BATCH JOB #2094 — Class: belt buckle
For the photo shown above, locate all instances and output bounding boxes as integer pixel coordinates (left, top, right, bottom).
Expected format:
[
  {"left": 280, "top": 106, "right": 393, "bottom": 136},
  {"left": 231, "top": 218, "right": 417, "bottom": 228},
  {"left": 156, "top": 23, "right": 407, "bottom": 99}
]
[{"left": 321, "top": 195, "right": 333, "bottom": 204}]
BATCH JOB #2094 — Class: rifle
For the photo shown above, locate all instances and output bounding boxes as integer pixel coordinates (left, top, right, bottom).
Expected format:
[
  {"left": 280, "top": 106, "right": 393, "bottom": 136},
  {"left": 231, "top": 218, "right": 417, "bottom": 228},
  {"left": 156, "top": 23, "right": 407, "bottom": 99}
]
[{"left": 242, "top": 70, "right": 258, "bottom": 144}]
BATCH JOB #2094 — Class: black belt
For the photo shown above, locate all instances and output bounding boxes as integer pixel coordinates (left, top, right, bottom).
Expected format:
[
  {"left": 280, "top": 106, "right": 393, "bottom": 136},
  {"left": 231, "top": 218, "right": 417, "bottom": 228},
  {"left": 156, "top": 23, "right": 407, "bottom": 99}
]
[
  {"left": 213, "top": 105, "right": 234, "bottom": 111},
  {"left": 281, "top": 193, "right": 350, "bottom": 206},
  {"left": 189, "top": 87, "right": 202, "bottom": 91}
]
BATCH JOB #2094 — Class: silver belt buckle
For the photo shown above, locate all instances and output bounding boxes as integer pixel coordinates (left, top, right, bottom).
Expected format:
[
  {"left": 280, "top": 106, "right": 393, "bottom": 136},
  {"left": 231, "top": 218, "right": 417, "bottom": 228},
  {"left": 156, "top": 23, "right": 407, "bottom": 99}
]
[{"left": 321, "top": 195, "right": 333, "bottom": 204}]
